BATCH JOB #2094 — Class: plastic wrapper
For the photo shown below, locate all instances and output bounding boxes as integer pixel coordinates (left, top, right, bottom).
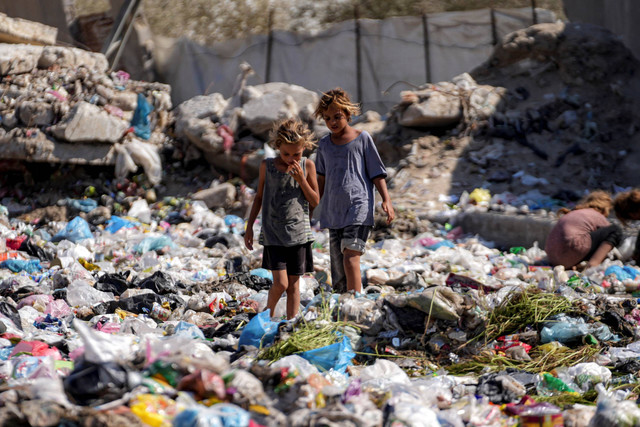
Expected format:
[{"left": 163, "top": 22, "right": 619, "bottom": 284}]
[{"left": 67, "top": 279, "right": 115, "bottom": 307}]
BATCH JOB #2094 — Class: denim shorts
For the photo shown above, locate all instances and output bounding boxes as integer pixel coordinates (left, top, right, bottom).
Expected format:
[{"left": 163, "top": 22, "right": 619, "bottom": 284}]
[{"left": 328, "top": 225, "right": 372, "bottom": 292}]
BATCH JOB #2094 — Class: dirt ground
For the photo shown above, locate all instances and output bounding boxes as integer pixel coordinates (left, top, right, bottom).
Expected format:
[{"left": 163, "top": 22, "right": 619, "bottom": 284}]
[{"left": 376, "top": 21, "right": 640, "bottom": 212}]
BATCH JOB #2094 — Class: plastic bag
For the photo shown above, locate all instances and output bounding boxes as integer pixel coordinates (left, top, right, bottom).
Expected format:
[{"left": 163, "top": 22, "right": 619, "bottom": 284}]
[
  {"left": 299, "top": 335, "right": 355, "bottom": 373},
  {"left": 237, "top": 310, "right": 281, "bottom": 348},
  {"left": 114, "top": 143, "right": 138, "bottom": 179},
  {"left": 66, "top": 280, "right": 115, "bottom": 307},
  {"left": 125, "top": 139, "right": 162, "bottom": 185},
  {"left": 0, "top": 259, "right": 42, "bottom": 273},
  {"left": 131, "top": 93, "right": 153, "bottom": 140},
  {"left": 128, "top": 199, "right": 152, "bottom": 224},
  {"left": 52, "top": 216, "right": 93, "bottom": 243},
  {"left": 105, "top": 216, "right": 138, "bottom": 233},
  {"left": 173, "top": 403, "right": 250, "bottom": 427},
  {"left": 134, "top": 235, "right": 174, "bottom": 254},
  {"left": 68, "top": 198, "right": 98, "bottom": 213},
  {"left": 64, "top": 360, "right": 139, "bottom": 406}
]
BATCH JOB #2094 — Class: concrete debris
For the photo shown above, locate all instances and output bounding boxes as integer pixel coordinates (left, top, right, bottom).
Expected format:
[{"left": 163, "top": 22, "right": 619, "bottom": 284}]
[
  {"left": 0, "top": 12, "right": 57, "bottom": 46},
  {"left": 0, "top": 44, "right": 170, "bottom": 178},
  {"left": 51, "top": 102, "right": 129, "bottom": 143}
]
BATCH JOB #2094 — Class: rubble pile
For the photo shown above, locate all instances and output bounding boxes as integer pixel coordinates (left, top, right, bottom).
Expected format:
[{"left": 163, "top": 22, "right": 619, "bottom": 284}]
[
  {"left": 378, "top": 22, "right": 640, "bottom": 212},
  {"left": 0, "top": 43, "right": 172, "bottom": 184},
  {"left": 171, "top": 77, "right": 322, "bottom": 181}
]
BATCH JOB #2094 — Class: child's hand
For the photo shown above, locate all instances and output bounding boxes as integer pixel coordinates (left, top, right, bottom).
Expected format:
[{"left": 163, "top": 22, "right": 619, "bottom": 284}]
[
  {"left": 288, "top": 161, "right": 304, "bottom": 182},
  {"left": 382, "top": 200, "right": 395, "bottom": 224},
  {"left": 244, "top": 228, "right": 254, "bottom": 250}
]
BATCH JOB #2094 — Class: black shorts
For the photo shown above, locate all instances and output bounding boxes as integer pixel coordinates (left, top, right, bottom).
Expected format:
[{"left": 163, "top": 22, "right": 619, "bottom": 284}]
[{"left": 262, "top": 242, "right": 314, "bottom": 276}]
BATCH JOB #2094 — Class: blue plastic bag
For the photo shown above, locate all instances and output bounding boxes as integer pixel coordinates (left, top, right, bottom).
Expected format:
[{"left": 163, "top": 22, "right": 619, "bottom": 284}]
[
  {"left": 173, "top": 321, "right": 205, "bottom": 339},
  {"left": 68, "top": 198, "right": 98, "bottom": 213},
  {"left": 134, "top": 235, "right": 174, "bottom": 254},
  {"left": 249, "top": 268, "right": 273, "bottom": 281},
  {"left": 605, "top": 265, "right": 640, "bottom": 281},
  {"left": 300, "top": 335, "right": 355, "bottom": 373},
  {"left": 131, "top": 93, "right": 153, "bottom": 140},
  {"left": 51, "top": 216, "right": 93, "bottom": 243},
  {"left": 105, "top": 216, "right": 138, "bottom": 233},
  {"left": 238, "top": 310, "right": 281, "bottom": 348},
  {"left": 425, "top": 240, "right": 455, "bottom": 250},
  {"left": 173, "top": 404, "right": 249, "bottom": 427},
  {"left": 224, "top": 215, "right": 244, "bottom": 235},
  {"left": 0, "top": 259, "right": 43, "bottom": 273}
]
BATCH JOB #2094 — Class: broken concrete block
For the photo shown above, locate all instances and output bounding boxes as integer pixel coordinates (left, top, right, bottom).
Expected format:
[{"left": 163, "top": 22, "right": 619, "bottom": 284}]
[
  {"left": 51, "top": 101, "right": 128, "bottom": 143},
  {"left": 174, "top": 93, "right": 228, "bottom": 137},
  {"left": 110, "top": 91, "right": 138, "bottom": 111},
  {"left": 38, "top": 46, "right": 108, "bottom": 72},
  {"left": 17, "top": 101, "right": 55, "bottom": 126},
  {"left": 399, "top": 91, "right": 462, "bottom": 127},
  {"left": 191, "top": 183, "right": 237, "bottom": 210},
  {"left": 243, "top": 92, "right": 297, "bottom": 137},
  {"left": 0, "top": 13, "right": 57, "bottom": 46},
  {"left": 0, "top": 43, "right": 42, "bottom": 75},
  {"left": 242, "top": 82, "right": 318, "bottom": 111},
  {"left": 182, "top": 118, "right": 224, "bottom": 153}
]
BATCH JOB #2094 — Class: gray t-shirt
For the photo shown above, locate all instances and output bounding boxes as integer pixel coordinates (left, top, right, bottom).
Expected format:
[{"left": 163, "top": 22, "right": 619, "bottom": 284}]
[{"left": 315, "top": 130, "right": 387, "bottom": 229}]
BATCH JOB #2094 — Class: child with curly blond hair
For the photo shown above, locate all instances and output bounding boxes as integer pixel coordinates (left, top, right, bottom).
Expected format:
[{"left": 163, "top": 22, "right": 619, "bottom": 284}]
[
  {"left": 313, "top": 88, "right": 394, "bottom": 293},
  {"left": 244, "top": 118, "right": 319, "bottom": 319},
  {"left": 545, "top": 190, "right": 621, "bottom": 269}
]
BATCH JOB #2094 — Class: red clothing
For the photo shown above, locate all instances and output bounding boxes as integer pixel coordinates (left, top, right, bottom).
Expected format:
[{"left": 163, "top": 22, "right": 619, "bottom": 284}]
[{"left": 545, "top": 208, "right": 611, "bottom": 268}]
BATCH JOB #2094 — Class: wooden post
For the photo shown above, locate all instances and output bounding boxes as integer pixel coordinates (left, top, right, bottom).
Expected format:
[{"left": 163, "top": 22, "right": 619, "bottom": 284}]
[
  {"left": 490, "top": 8, "right": 498, "bottom": 46},
  {"left": 354, "top": 5, "right": 362, "bottom": 105},
  {"left": 422, "top": 13, "right": 431, "bottom": 83},
  {"left": 265, "top": 9, "right": 274, "bottom": 83},
  {"left": 531, "top": 0, "right": 538, "bottom": 25}
]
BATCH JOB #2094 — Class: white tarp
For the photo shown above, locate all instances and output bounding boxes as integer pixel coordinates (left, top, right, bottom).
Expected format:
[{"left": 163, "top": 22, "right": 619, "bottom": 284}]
[{"left": 154, "top": 7, "right": 556, "bottom": 113}]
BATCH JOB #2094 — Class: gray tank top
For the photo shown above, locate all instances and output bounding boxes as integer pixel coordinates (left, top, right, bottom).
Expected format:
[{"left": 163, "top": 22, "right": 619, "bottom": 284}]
[{"left": 259, "top": 157, "right": 313, "bottom": 247}]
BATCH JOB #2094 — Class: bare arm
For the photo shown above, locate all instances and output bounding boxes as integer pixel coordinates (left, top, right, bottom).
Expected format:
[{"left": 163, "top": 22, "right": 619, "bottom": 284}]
[
  {"left": 290, "top": 159, "right": 319, "bottom": 207},
  {"left": 244, "top": 160, "right": 266, "bottom": 250},
  {"left": 373, "top": 176, "right": 395, "bottom": 224}
]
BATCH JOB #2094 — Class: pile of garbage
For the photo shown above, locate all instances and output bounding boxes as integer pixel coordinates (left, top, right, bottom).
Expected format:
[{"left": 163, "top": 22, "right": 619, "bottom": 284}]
[
  {"left": 2, "top": 191, "right": 640, "bottom": 426},
  {"left": 0, "top": 43, "right": 171, "bottom": 185}
]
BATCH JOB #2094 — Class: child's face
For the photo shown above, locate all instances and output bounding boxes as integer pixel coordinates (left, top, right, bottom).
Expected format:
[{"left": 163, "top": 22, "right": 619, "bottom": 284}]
[
  {"left": 279, "top": 143, "right": 304, "bottom": 165},
  {"left": 322, "top": 103, "right": 349, "bottom": 135}
]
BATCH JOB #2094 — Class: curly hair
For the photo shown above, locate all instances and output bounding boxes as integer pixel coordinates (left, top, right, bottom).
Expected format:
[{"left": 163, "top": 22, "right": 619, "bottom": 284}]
[
  {"left": 313, "top": 88, "right": 361, "bottom": 121},
  {"left": 269, "top": 118, "right": 316, "bottom": 150},
  {"left": 614, "top": 189, "right": 640, "bottom": 224},
  {"left": 558, "top": 190, "right": 613, "bottom": 217}
]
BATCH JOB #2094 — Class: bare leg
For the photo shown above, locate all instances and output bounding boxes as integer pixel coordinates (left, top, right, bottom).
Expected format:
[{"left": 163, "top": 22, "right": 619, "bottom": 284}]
[
  {"left": 266, "top": 269, "right": 288, "bottom": 317},
  {"left": 285, "top": 275, "right": 301, "bottom": 319},
  {"left": 343, "top": 249, "right": 362, "bottom": 293},
  {"left": 587, "top": 242, "right": 614, "bottom": 268}
]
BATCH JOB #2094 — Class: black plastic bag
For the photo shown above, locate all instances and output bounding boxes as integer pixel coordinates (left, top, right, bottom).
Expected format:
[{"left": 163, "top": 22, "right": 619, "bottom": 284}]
[
  {"left": 137, "top": 271, "right": 175, "bottom": 294},
  {"left": 63, "top": 361, "right": 138, "bottom": 406}
]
